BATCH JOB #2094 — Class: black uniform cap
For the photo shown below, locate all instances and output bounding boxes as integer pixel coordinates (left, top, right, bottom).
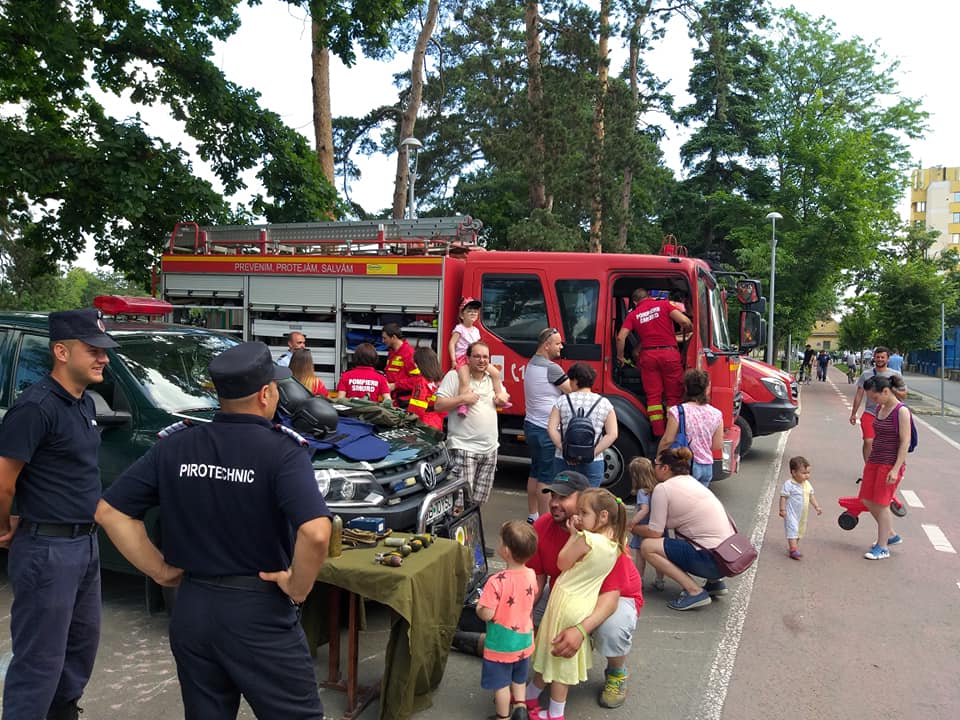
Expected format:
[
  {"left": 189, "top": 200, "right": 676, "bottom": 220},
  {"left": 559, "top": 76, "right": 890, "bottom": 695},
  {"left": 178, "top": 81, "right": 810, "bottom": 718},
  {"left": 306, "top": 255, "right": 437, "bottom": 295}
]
[
  {"left": 210, "top": 342, "right": 292, "bottom": 399},
  {"left": 49, "top": 309, "right": 118, "bottom": 348}
]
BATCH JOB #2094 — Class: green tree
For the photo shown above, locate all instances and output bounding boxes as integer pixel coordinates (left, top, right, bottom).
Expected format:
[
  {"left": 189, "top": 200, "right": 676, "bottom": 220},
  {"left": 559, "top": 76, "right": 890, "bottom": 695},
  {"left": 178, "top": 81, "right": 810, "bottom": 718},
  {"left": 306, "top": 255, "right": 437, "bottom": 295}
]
[
  {"left": 0, "top": 0, "right": 349, "bottom": 286},
  {"left": 838, "top": 300, "right": 875, "bottom": 356},
  {"left": 872, "top": 260, "right": 943, "bottom": 352},
  {"left": 730, "top": 9, "right": 927, "bottom": 355}
]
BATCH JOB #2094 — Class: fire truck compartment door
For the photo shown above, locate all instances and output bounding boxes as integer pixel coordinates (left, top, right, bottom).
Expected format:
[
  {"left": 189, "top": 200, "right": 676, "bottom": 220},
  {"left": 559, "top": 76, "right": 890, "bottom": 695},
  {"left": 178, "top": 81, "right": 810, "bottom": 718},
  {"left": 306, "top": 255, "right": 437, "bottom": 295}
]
[
  {"left": 164, "top": 274, "right": 243, "bottom": 297},
  {"left": 248, "top": 277, "right": 336, "bottom": 310},
  {"left": 341, "top": 277, "right": 439, "bottom": 312}
]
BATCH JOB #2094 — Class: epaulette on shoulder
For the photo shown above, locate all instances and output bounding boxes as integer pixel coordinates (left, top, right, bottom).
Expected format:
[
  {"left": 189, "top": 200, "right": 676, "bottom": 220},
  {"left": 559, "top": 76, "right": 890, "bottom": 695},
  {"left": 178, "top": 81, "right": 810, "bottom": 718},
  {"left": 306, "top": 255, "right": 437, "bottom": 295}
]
[
  {"left": 274, "top": 423, "right": 310, "bottom": 447},
  {"left": 157, "top": 419, "right": 194, "bottom": 439}
]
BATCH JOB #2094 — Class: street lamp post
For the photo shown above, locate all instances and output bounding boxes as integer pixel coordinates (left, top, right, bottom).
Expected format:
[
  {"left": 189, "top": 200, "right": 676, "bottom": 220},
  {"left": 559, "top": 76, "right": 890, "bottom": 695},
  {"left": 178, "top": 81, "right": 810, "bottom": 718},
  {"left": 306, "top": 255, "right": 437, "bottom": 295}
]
[
  {"left": 399, "top": 137, "right": 422, "bottom": 220},
  {"left": 765, "top": 211, "right": 783, "bottom": 365}
]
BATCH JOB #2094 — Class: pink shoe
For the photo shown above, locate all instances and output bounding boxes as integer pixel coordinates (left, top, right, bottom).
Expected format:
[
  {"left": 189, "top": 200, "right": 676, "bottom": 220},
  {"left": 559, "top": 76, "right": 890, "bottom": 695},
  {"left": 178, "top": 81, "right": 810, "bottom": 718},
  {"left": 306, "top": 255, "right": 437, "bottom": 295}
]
[
  {"left": 524, "top": 699, "right": 541, "bottom": 715},
  {"left": 457, "top": 404, "right": 468, "bottom": 417},
  {"left": 535, "top": 710, "right": 563, "bottom": 720},
  {"left": 789, "top": 549, "right": 802, "bottom": 560}
]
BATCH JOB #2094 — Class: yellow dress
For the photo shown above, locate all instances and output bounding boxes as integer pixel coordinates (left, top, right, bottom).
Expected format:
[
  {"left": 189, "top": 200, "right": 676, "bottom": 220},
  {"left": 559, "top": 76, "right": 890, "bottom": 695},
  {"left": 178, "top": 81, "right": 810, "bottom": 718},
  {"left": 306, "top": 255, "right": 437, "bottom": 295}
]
[{"left": 531, "top": 530, "right": 620, "bottom": 684}]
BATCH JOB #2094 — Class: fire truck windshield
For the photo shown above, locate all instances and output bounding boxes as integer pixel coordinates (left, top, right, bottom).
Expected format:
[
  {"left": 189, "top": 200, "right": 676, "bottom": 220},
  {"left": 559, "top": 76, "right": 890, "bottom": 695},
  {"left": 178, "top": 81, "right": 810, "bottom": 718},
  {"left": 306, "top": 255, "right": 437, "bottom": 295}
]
[
  {"left": 113, "top": 333, "right": 239, "bottom": 413},
  {"left": 708, "top": 285, "right": 734, "bottom": 351}
]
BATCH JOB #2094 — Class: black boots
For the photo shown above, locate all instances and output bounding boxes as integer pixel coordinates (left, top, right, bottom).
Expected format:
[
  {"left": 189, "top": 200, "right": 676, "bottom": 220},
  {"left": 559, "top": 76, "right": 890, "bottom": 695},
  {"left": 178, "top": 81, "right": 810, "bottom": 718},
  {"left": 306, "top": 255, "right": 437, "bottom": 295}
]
[
  {"left": 46, "top": 700, "right": 82, "bottom": 720},
  {"left": 450, "top": 630, "right": 485, "bottom": 656}
]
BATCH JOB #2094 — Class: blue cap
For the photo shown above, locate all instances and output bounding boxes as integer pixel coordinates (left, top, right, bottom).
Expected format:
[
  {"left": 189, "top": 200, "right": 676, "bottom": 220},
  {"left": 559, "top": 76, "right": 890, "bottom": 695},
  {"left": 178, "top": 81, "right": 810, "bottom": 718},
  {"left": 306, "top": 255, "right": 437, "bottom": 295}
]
[
  {"left": 49, "top": 309, "right": 118, "bottom": 349},
  {"left": 209, "top": 342, "right": 292, "bottom": 399}
]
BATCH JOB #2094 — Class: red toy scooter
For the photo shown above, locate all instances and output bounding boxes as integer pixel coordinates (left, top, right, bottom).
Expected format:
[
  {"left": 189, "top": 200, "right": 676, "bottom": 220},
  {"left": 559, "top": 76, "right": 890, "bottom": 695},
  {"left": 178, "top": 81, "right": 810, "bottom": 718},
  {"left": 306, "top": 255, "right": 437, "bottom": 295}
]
[{"left": 837, "top": 477, "right": 908, "bottom": 530}]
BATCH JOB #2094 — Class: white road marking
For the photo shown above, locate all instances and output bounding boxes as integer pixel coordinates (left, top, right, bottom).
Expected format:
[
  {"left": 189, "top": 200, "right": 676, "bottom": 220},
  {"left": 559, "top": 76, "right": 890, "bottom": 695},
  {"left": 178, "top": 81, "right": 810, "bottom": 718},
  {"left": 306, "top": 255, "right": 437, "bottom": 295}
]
[
  {"left": 900, "top": 489, "right": 924, "bottom": 508},
  {"left": 922, "top": 524, "right": 956, "bottom": 553},
  {"left": 694, "top": 428, "right": 791, "bottom": 720},
  {"left": 914, "top": 415, "right": 960, "bottom": 452}
]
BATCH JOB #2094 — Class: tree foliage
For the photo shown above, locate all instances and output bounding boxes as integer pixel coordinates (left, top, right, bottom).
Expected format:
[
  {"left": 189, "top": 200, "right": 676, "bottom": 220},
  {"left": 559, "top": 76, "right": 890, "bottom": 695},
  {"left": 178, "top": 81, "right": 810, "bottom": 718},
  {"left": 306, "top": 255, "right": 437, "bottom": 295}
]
[{"left": 0, "top": 0, "right": 348, "bottom": 287}]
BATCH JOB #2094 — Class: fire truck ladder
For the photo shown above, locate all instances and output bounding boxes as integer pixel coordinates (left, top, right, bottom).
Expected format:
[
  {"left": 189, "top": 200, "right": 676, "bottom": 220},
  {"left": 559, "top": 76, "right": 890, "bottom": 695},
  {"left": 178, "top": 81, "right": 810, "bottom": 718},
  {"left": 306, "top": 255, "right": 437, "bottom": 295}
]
[{"left": 168, "top": 216, "right": 484, "bottom": 256}]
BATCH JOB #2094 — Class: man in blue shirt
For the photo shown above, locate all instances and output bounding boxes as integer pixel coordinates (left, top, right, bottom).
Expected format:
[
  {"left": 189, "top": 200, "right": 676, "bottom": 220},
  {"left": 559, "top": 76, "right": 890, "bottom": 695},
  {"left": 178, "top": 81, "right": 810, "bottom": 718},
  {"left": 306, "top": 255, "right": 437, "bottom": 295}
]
[
  {"left": 96, "top": 341, "right": 331, "bottom": 719},
  {"left": 887, "top": 349, "right": 904, "bottom": 373},
  {"left": 0, "top": 309, "right": 118, "bottom": 720}
]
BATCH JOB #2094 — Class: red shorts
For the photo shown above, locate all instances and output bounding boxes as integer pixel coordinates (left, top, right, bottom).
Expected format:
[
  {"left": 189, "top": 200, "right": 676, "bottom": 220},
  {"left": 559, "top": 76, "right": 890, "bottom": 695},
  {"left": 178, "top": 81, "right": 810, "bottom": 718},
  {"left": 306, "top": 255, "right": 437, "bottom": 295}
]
[
  {"left": 859, "top": 412, "right": 876, "bottom": 439},
  {"left": 860, "top": 462, "right": 905, "bottom": 505}
]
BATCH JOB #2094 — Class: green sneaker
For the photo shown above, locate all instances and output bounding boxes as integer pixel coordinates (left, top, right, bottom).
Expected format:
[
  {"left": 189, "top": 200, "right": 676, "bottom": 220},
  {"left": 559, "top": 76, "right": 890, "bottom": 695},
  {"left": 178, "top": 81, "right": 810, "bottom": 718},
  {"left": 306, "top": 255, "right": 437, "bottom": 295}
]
[{"left": 599, "top": 669, "right": 627, "bottom": 708}]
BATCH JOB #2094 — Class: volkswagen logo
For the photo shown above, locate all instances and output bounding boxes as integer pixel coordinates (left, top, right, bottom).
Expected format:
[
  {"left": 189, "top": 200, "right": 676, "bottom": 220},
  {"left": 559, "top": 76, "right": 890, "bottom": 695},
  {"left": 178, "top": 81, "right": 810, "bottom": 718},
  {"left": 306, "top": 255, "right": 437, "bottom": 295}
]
[{"left": 419, "top": 462, "right": 437, "bottom": 490}]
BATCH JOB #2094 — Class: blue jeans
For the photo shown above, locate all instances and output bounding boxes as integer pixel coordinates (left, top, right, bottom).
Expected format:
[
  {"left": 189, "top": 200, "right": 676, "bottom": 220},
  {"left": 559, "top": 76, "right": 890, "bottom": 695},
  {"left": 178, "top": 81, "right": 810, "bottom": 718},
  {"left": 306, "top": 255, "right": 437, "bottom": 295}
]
[
  {"left": 524, "top": 421, "right": 557, "bottom": 484},
  {"left": 692, "top": 462, "right": 713, "bottom": 487},
  {"left": 663, "top": 537, "right": 722, "bottom": 580},
  {"left": 553, "top": 457, "right": 604, "bottom": 487}
]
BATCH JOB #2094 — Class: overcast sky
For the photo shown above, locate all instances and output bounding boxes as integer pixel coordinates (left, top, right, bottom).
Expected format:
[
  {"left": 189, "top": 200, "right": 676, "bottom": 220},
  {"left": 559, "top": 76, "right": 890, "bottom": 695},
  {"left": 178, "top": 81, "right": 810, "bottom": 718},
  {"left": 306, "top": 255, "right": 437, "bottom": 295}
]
[{"left": 80, "top": 0, "right": 958, "bottom": 266}]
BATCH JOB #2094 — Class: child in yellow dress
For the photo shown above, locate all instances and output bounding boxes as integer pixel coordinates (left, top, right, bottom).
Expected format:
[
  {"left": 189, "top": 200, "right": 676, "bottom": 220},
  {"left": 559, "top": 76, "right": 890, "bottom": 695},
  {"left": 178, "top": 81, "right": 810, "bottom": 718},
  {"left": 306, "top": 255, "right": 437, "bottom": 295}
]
[{"left": 527, "top": 488, "right": 627, "bottom": 720}]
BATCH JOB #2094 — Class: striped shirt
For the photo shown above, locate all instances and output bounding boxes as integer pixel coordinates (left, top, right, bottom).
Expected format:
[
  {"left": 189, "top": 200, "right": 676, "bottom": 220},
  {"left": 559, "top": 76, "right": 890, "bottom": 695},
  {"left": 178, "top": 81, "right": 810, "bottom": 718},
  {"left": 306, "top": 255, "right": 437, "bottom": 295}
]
[{"left": 868, "top": 403, "right": 907, "bottom": 465}]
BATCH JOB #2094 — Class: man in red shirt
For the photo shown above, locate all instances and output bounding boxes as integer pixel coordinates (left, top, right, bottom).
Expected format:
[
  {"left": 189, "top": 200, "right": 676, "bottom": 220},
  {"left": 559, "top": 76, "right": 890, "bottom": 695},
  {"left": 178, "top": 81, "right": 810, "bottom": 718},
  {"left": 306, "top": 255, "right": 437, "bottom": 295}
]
[
  {"left": 526, "top": 471, "right": 642, "bottom": 709},
  {"left": 615, "top": 288, "right": 692, "bottom": 435},
  {"left": 382, "top": 322, "right": 420, "bottom": 407}
]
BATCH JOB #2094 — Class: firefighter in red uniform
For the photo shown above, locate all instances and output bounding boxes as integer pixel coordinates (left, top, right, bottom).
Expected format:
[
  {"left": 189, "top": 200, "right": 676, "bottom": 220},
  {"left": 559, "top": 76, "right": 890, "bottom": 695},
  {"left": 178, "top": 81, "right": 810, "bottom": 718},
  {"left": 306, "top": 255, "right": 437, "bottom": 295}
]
[
  {"left": 382, "top": 322, "right": 420, "bottom": 408},
  {"left": 616, "top": 288, "right": 693, "bottom": 436}
]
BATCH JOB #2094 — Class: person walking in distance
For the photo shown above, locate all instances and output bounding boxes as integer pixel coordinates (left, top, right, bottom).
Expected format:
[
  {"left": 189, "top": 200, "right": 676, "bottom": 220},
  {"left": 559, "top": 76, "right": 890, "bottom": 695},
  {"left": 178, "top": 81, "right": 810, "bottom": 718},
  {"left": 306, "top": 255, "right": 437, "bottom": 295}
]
[
  {"left": 849, "top": 346, "right": 907, "bottom": 463},
  {"left": 275, "top": 331, "right": 306, "bottom": 367},
  {"left": 524, "top": 328, "right": 572, "bottom": 523},
  {"left": 0, "top": 309, "right": 118, "bottom": 720},
  {"left": 615, "top": 287, "right": 692, "bottom": 436},
  {"left": 476, "top": 521, "right": 539, "bottom": 720},
  {"left": 96, "top": 342, "right": 332, "bottom": 719}
]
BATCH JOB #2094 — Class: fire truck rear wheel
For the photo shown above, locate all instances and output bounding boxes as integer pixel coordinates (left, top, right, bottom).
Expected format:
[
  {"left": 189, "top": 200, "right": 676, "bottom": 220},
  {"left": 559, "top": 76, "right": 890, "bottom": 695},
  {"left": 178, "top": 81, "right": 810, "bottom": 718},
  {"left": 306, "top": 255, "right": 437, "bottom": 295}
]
[{"left": 603, "top": 433, "right": 642, "bottom": 499}]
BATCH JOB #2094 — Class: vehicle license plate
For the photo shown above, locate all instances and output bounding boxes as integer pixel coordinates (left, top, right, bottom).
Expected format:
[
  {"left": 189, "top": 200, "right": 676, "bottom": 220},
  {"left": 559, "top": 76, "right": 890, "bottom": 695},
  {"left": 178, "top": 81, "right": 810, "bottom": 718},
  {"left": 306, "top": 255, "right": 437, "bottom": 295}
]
[{"left": 425, "top": 494, "right": 454, "bottom": 524}]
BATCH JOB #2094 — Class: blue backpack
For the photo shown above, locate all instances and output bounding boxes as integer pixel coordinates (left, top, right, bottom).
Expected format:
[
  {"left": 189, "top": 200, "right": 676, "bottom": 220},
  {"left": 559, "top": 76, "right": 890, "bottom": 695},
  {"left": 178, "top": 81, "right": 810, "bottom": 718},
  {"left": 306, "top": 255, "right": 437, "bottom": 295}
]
[
  {"left": 893, "top": 403, "right": 918, "bottom": 453},
  {"left": 671, "top": 405, "right": 690, "bottom": 450}
]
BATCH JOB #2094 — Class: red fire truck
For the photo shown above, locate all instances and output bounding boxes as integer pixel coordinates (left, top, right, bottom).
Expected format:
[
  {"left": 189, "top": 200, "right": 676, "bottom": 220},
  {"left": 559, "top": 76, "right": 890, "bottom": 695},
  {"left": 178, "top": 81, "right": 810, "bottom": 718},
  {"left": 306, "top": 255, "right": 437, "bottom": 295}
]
[{"left": 159, "top": 217, "right": 764, "bottom": 497}]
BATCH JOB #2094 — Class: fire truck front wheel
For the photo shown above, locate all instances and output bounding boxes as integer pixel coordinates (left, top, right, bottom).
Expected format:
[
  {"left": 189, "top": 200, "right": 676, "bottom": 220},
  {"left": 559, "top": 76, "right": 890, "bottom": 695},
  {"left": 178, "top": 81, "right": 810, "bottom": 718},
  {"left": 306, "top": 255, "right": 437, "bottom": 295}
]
[{"left": 603, "top": 433, "right": 643, "bottom": 499}]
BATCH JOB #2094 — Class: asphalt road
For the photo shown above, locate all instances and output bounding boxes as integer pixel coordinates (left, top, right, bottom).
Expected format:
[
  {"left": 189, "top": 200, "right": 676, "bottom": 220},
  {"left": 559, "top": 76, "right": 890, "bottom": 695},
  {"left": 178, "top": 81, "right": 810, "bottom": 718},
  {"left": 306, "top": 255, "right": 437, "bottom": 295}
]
[{"left": 2, "top": 363, "right": 958, "bottom": 719}]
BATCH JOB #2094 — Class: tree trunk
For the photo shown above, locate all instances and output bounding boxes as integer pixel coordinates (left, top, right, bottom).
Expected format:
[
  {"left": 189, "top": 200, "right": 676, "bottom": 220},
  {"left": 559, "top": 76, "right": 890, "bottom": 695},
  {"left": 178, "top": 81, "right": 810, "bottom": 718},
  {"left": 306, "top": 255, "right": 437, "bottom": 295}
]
[
  {"left": 525, "top": 1, "right": 548, "bottom": 211},
  {"left": 311, "top": 19, "right": 335, "bottom": 184},
  {"left": 588, "top": 0, "right": 611, "bottom": 253},
  {"left": 615, "top": 14, "right": 642, "bottom": 252},
  {"left": 392, "top": 0, "right": 440, "bottom": 220}
]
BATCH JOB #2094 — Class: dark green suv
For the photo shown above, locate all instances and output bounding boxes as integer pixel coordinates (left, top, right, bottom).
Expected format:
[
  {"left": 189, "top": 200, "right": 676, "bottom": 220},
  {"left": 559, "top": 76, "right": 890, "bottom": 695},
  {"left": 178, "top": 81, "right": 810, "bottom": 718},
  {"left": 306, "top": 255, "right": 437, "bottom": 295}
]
[{"left": 0, "top": 308, "right": 463, "bottom": 602}]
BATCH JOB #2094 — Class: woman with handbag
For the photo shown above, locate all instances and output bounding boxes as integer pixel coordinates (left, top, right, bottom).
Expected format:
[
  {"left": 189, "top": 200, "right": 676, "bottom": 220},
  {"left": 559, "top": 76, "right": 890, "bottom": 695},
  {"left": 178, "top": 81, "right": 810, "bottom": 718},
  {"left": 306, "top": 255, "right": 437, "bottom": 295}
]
[
  {"left": 657, "top": 369, "right": 723, "bottom": 486},
  {"left": 637, "top": 446, "right": 736, "bottom": 611}
]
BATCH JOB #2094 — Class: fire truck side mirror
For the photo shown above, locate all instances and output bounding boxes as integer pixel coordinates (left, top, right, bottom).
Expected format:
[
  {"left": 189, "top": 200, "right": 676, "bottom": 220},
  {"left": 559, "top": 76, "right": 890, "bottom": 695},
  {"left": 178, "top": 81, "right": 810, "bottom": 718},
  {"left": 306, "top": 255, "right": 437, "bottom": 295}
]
[
  {"left": 739, "top": 311, "right": 763, "bottom": 352},
  {"left": 735, "top": 280, "right": 762, "bottom": 307}
]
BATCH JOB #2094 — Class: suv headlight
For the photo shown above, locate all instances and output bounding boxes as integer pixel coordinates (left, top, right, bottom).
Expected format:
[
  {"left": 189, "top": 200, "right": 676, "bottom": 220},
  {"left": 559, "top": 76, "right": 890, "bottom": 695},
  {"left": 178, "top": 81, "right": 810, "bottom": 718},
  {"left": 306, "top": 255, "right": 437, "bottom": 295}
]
[
  {"left": 313, "top": 469, "right": 386, "bottom": 506},
  {"left": 761, "top": 377, "right": 788, "bottom": 400}
]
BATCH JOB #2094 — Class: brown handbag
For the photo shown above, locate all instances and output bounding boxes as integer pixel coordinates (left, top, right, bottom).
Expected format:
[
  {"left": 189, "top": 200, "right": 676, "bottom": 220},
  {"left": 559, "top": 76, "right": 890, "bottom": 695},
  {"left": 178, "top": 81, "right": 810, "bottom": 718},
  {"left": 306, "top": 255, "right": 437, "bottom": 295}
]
[{"left": 710, "top": 514, "right": 757, "bottom": 577}]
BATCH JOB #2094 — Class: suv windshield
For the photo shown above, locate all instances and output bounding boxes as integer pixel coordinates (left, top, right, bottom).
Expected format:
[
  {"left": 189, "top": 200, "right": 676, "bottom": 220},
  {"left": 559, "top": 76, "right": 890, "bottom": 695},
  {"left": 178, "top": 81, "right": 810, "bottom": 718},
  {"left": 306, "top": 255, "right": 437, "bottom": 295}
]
[{"left": 115, "top": 333, "right": 238, "bottom": 413}]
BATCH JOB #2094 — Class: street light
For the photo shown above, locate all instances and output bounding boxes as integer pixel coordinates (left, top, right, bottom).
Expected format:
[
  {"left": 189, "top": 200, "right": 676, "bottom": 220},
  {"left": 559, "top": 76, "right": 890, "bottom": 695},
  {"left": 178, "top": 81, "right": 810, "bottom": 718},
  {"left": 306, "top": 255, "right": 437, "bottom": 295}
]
[
  {"left": 399, "top": 137, "right": 422, "bottom": 219},
  {"left": 765, "top": 211, "right": 783, "bottom": 365}
]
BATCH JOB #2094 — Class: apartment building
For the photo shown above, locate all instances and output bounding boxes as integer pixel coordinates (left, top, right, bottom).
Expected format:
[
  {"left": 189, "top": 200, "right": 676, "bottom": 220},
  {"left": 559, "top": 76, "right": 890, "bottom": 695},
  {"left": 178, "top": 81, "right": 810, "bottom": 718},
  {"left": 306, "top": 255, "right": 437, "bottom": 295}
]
[{"left": 909, "top": 165, "right": 960, "bottom": 256}]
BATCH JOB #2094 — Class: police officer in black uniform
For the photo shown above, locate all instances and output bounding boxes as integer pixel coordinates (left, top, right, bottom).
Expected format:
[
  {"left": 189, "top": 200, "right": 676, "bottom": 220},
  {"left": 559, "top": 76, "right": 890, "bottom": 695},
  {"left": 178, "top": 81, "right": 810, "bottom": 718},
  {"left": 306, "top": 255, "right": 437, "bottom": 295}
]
[
  {"left": 95, "top": 341, "right": 331, "bottom": 720},
  {"left": 0, "top": 309, "right": 117, "bottom": 720}
]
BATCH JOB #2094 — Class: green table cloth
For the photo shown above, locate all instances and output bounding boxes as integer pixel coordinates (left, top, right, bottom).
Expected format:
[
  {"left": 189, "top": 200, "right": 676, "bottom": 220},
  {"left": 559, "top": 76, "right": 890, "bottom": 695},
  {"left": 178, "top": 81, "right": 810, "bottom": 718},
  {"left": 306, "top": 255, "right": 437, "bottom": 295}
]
[{"left": 302, "top": 536, "right": 472, "bottom": 720}]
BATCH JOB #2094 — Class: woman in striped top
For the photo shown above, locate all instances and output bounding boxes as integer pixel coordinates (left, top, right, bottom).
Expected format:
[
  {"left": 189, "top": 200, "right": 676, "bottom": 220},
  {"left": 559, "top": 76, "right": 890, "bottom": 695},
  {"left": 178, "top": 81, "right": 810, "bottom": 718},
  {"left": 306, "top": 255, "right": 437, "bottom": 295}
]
[{"left": 860, "top": 375, "right": 912, "bottom": 560}]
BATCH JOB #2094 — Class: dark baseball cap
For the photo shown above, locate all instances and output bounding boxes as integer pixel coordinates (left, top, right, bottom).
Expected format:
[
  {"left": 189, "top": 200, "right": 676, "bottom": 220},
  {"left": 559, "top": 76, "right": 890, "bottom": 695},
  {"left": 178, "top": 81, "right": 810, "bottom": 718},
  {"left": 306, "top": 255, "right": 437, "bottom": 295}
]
[
  {"left": 542, "top": 470, "right": 590, "bottom": 496},
  {"left": 209, "top": 342, "right": 291, "bottom": 399},
  {"left": 49, "top": 309, "right": 118, "bottom": 349}
]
